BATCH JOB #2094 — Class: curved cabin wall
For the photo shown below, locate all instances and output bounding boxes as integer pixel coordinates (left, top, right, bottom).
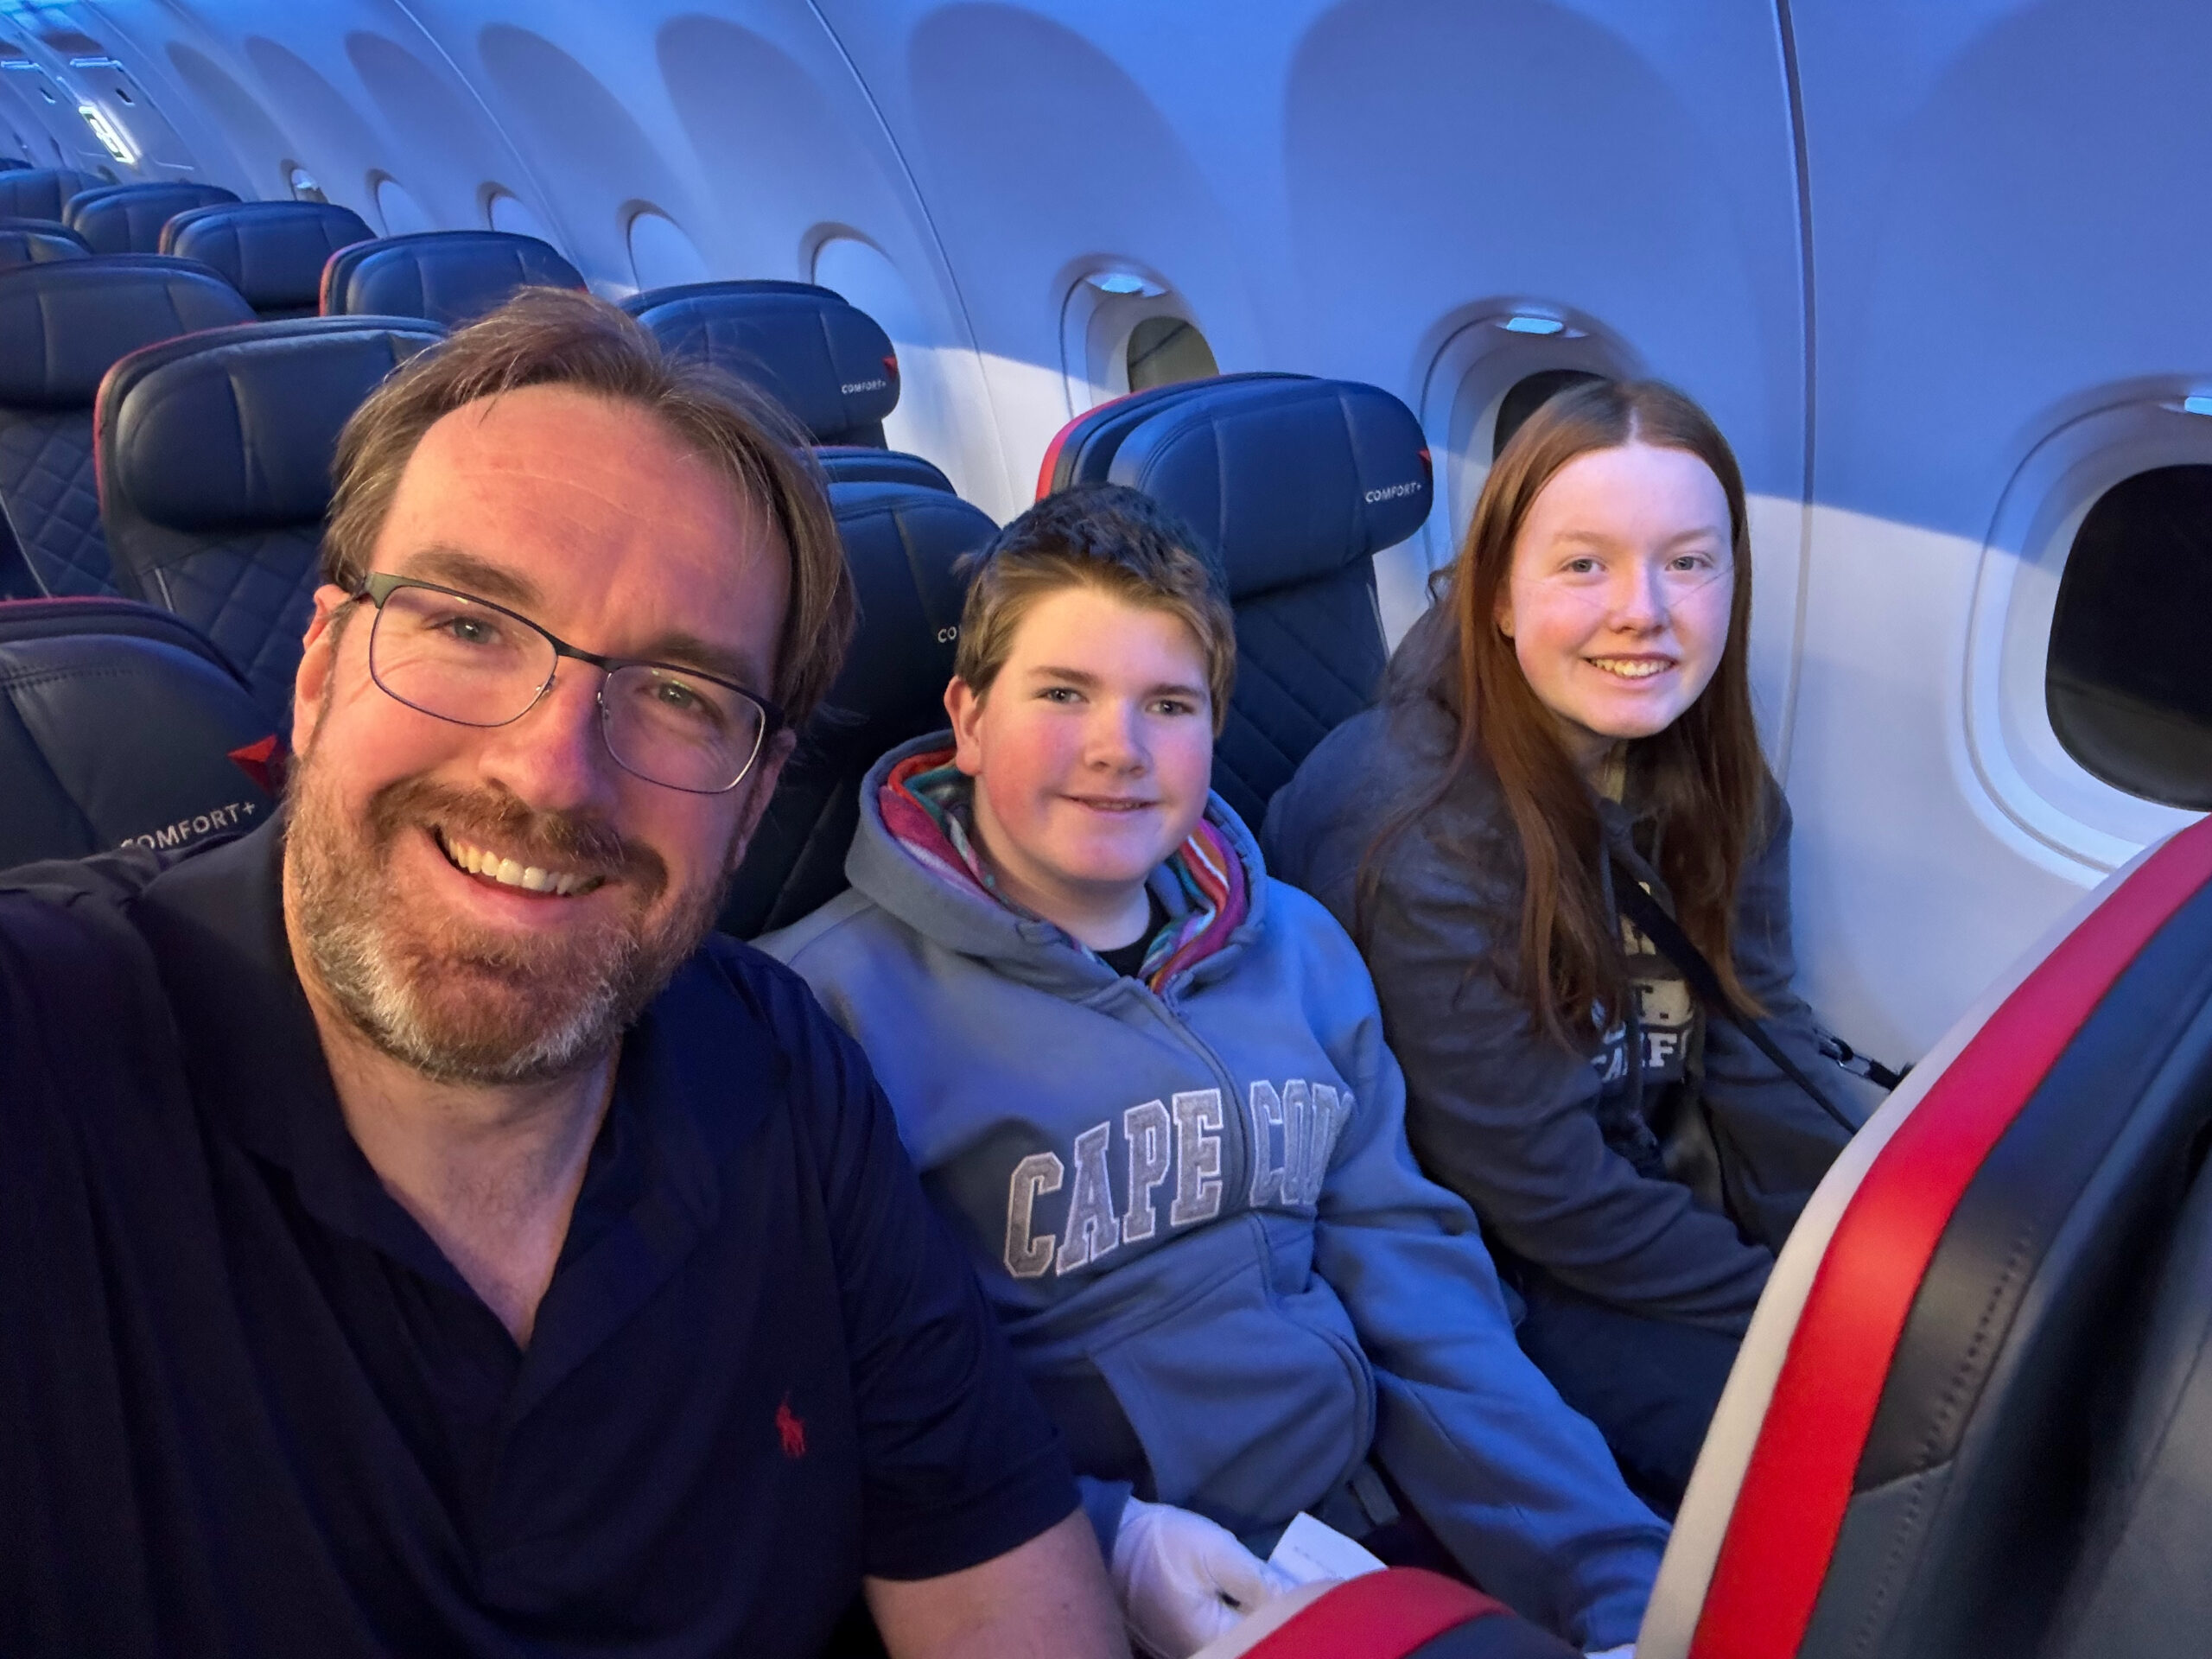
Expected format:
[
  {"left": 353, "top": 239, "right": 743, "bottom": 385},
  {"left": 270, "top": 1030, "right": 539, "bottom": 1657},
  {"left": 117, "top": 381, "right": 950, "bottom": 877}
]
[{"left": 27, "top": 0, "right": 2212, "bottom": 1060}]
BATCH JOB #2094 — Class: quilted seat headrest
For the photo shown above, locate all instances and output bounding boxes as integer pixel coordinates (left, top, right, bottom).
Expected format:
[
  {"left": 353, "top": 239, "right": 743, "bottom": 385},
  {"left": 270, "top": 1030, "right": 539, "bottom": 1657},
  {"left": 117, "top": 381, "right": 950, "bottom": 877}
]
[
  {"left": 0, "top": 596, "right": 278, "bottom": 868},
  {"left": 623, "top": 280, "right": 899, "bottom": 446},
  {"left": 321, "top": 230, "right": 585, "bottom": 327},
  {"left": 1101, "top": 376, "right": 1432, "bottom": 601},
  {"left": 99, "top": 315, "right": 447, "bottom": 536},
  {"left": 0, "top": 257, "right": 253, "bottom": 409},
  {"left": 0, "top": 223, "right": 87, "bottom": 269},
  {"left": 0, "top": 168, "right": 97, "bottom": 224},
  {"left": 721, "top": 478, "right": 993, "bottom": 937},
  {"left": 65, "top": 181, "right": 240, "bottom": 256},
  {"left": 162, "top": 200, "right": 374, "bottom": 316}
]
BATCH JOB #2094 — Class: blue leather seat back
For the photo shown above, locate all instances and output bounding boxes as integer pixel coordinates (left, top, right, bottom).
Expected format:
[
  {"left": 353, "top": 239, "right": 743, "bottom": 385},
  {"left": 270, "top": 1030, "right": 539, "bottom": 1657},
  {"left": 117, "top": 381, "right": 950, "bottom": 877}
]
[
  {"left": 0, "top": 169, "right": 95, "bottom": 224},
  {"left": 321, "top": 231, "right": 584, "bottom": 327},
  {"left": 0, "top": 595, "right": 279, "bottom": 869},
  {"left": 624, "top": 281, "right": 900, "bottom": 448},
  {"left": 1037, "top": 371, "right": 1305, "bottom": 497},
  {"left": 0, "top": 257, "right": 253, "bottom": 600},
  {"left": 1061, "top": 376, "right": 1431, "bottom": 824},
  {"left": 97, "top": 315, "right": 445, "bottom": 728},
  {"left": 0, "top": 224, "right": 87, "bottom": 268},
  {"left": 813, "top": 445, "right": 954, "bottom": 494},
  {"left": 721, "top": 479, "right": 994, "bottom": 938},
  {"left": 162, "top": 200, "right": 373, "bottom": 320},
  {"left": 65, "top": 181, "right": 240, "bottom": 256},
  {"left": 0, "top": 158, "right": 28, "bottom": 171}
]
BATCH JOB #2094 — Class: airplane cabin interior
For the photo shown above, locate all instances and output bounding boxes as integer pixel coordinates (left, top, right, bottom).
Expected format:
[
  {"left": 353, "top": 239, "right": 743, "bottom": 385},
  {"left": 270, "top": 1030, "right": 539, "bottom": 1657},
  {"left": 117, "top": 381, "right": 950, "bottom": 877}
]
[{"left": 0, "top": 3, "right": 2207, "bottom": 1656}]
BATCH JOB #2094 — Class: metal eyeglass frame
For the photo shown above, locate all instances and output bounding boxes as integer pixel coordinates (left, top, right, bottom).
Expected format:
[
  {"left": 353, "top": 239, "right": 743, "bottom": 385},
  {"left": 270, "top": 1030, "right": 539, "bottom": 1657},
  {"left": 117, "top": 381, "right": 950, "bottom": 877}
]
[{"left": 349, "top": 572, "right": 788, "bottom": 795}]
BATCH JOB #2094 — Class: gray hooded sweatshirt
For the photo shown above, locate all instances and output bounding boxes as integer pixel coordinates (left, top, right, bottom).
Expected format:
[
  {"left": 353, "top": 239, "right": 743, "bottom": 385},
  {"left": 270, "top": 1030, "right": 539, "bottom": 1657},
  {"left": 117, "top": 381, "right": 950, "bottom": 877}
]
[
  {"left": 1263, "top": 661, "right": 1873, "bottom": 1336},
  {"left": 761, "top": 734, "right": 1665, "bottom": 1651}
]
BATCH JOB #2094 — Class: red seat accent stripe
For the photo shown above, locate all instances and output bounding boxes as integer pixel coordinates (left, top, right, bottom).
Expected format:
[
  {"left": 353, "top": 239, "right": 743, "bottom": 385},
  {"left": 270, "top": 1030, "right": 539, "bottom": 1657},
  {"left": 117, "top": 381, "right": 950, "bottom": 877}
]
[
  {"left": 1033, "top": 390, "right": 1141, "bottom": 501},
  {"left": 1690, "top": 817, "right": 2212, "bottom": 1658},
  {"left": 1034, "top": 410, "right": 1085, "bottom": 500},
  {"left": 1245, "top": 1568, "right": 1504, "bottom": 1657}
]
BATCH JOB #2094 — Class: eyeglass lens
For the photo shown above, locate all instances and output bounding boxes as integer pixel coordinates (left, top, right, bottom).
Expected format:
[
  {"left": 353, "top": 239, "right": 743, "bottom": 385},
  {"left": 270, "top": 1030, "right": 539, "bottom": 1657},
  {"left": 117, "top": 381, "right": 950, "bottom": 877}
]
[{"left": 367, "top": 584, "right": 767, "bottom": 792}]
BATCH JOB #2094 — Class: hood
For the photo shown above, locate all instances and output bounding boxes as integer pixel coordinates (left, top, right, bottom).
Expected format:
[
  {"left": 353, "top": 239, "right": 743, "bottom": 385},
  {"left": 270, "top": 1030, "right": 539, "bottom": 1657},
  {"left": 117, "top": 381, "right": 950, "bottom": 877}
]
[{"left": 845, "top": 731, "right": 1268, "bottom": 997}]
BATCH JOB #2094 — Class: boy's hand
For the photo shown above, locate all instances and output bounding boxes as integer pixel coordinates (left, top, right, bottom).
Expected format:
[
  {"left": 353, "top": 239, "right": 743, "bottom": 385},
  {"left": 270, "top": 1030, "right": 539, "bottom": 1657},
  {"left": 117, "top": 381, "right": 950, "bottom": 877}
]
[{"left": 1109, "top": 1497, "right": 1295, "bottom": 1658}]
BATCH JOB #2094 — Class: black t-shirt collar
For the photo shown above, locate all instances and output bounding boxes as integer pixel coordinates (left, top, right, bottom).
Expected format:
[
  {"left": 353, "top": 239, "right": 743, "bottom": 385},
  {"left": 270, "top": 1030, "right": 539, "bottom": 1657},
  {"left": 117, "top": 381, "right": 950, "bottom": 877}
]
[{"left": 133, "top": 816, "right": 766, "bottom": 1392}]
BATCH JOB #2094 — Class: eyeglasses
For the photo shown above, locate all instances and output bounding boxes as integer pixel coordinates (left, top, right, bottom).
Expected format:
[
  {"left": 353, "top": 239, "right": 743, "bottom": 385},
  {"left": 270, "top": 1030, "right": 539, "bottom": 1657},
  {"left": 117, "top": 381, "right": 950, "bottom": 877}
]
[{"left": 349, "top": 573, "right": 786, "bottom": 794}]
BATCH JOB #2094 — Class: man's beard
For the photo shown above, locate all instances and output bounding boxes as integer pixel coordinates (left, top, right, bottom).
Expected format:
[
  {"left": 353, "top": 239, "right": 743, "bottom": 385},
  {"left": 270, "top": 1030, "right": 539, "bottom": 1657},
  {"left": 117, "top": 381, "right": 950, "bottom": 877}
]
[{"left": 285, "top": 755, "right": 732, "bottom": 1087}]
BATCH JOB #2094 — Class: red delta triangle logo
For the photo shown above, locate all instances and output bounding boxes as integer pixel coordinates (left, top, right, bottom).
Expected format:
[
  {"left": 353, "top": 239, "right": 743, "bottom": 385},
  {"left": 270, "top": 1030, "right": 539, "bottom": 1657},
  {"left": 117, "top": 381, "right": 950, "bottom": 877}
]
[{"left": 775, "top": 1393, "right": 806, "bottom": 1460}]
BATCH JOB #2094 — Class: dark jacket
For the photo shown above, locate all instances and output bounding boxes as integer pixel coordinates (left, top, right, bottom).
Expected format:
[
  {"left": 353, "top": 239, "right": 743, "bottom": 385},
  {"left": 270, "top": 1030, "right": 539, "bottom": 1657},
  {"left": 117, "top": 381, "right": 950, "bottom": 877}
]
[{"left": 1264, "top": 679, "right": 1873, "bottom": 1335}]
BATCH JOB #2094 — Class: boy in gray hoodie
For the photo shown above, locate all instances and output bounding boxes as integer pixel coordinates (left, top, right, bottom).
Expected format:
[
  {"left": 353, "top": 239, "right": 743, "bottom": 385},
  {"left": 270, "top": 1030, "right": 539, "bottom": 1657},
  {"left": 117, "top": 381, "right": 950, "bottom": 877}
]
[{"left": 763, "top": 485, "right": 1663, "bottom": 1658}]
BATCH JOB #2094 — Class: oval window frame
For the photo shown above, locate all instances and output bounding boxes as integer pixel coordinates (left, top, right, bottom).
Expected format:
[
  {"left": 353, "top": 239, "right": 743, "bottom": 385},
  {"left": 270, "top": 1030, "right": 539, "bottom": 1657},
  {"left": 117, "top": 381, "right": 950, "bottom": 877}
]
[{"left": 1965, "top": 391, "right": 2212, "bottom": 874}]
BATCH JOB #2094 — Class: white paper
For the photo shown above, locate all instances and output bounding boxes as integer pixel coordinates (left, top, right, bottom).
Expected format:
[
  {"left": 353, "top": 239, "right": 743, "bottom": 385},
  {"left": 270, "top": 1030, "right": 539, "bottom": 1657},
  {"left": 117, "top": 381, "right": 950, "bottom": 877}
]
[{"left": 1265, "top": 1511, "right": 1388, "bottom": 1586}]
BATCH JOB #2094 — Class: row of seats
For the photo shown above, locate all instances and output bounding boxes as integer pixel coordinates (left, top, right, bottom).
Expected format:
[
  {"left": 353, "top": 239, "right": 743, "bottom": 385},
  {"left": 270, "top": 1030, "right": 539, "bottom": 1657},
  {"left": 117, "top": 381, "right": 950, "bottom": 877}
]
[{"left": 0, "top": 251, "right": 1424, "bottom": 933}]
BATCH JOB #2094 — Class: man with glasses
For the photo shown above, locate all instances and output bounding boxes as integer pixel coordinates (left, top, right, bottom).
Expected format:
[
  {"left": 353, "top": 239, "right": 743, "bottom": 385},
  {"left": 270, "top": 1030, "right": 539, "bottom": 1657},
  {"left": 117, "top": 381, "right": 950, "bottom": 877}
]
[{"left": 0, "top": 290, "right": 1124, "bottom": 1658}]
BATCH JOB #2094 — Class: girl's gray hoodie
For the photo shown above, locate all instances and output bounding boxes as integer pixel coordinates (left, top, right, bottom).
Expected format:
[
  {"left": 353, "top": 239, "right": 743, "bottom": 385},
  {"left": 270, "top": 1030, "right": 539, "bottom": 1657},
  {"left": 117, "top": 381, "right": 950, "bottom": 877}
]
[{"left": 761, "top": 734, "right": 1665, "bottom": 1652}]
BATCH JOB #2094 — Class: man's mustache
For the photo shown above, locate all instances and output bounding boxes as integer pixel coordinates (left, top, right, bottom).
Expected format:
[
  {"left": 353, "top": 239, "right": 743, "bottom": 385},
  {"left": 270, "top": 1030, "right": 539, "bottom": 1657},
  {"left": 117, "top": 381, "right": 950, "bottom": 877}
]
[{"left": 365, "top": 775, "right": 669, "bottom": 897}]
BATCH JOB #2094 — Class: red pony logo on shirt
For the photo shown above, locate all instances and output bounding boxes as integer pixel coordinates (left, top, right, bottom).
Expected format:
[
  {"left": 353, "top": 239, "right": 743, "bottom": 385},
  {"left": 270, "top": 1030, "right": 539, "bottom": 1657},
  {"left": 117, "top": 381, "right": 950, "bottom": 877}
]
[{"left": 775, "top": 1393, "right": 806, "bottom": 1459}]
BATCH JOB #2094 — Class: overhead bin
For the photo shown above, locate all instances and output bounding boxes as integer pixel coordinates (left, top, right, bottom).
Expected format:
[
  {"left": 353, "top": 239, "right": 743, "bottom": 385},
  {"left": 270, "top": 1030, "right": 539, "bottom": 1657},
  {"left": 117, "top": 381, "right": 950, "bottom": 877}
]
[
  {"left": 65, "top": 181, "right": 239, "bottom": 257},
  {"left": 162, "top": 200, "right": 374, "bottom": 321},
  {"left": 96, "top": 315, "right": 447, "bottom": 723},
  {"left": 320, "top": 230, "right": 585, "bottom": 327},
  {"left": 0, "top": 257, "right": 252, "bottom": 600}
]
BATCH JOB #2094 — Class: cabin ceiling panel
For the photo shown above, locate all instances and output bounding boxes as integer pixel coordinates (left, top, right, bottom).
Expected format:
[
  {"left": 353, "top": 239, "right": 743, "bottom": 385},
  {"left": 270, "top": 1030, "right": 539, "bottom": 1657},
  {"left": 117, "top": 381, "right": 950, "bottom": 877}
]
[{"left": 1795, "top": 0, "right": 2212, "bottom": 536}]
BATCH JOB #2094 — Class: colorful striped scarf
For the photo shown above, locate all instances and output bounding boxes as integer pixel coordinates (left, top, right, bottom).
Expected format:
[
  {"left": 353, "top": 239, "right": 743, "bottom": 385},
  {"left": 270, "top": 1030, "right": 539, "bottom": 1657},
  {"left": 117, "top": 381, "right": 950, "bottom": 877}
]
[{"left": 878, "top": 748, "right": 1247, "bottom": 994}]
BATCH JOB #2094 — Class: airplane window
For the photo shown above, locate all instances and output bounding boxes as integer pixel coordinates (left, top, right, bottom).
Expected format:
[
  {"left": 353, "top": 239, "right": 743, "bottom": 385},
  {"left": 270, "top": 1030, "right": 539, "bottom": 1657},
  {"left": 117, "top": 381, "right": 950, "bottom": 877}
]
[
  {"left": 372, "top": 175, "right": 432, "bottom": 236},
  {"left": 1125, "top": 316, "right": 1217, "bottom": 392},
  {"left": 627, "top": 210, "right": 708, "bottom": 290},
  {"left": 287, "top": 164, "right": 324, "bottom": 203},
  {"left": 1492, "top": 368, "right": 1605, "bottom": 459},
  {"left": 485, "top": 188, "right": 555, "bottom": 244},
  {"left": 2046, "top": 463, "right": 2212, "bottom": 809}
]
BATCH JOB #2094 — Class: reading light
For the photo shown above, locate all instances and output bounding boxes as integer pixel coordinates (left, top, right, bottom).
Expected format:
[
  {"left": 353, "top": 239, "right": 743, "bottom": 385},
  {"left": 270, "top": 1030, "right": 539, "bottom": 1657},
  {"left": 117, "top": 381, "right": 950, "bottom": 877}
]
[
  {"left": 78, "top": 103, "right": 132, "bottom": 165},
  {"left": 1084, "top": 270, "right": 1166, "bottom": 298}
]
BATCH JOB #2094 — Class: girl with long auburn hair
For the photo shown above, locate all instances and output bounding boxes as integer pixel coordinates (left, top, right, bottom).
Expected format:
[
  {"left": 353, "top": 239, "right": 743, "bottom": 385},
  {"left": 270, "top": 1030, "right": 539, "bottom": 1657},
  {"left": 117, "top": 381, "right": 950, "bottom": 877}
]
[{"left": 1266, "top": 378, "right": 1872, "bottom": 1512}]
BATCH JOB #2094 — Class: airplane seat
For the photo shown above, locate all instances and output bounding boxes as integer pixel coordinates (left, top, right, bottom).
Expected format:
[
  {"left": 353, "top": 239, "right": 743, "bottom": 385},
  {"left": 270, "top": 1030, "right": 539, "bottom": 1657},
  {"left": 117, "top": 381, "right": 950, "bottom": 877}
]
[
  {"left": 808, "top": 446, "right": 955, "bottom": 493},
  {"left": 1643, "top": 815, "right": 2212, "bottom": 1659},
  {"left": 0, "top": 158, "right": 28, "bottom": 171},
  {"left": 1034, "top": 372, "right": 1307, "bottom": 499},
  {"left": 162, "top": 200, "right": 373, "bottom": 321},
  {"left": 96, "top": 315, "right": 447, "bottom": 727},
  {"left": 64, "top": 181, "right": 240, "bottom": 256},
  {"left": 0, "top": 168, "right": 98, "bottom": 224},
  {"left": 0, "top": 258, "right": 252, "bottom": 599},
  {"left": 1039, "top": 373, "right": 1430, "bottom": 826},
  {"left": 721, "top": 478, "right": 994, "bottom": 938},
  {"left": 0, "top": 218, "right": 89, "bottom": 268},
  {"left": 2041, "top": 1132, "right": 2212, "bottom": 1655},
  {"left": 0, "top": 594, "right": 280, "bottom": 870},
  {"left": 1190, "top": 1570, "right": 1579, "bottom": 1659},
  {"left": 622, "top": 279, "right": 907, "bottom": 451},
  {"left": 320, "top": 230, "right": 585, "bottom": 327}
]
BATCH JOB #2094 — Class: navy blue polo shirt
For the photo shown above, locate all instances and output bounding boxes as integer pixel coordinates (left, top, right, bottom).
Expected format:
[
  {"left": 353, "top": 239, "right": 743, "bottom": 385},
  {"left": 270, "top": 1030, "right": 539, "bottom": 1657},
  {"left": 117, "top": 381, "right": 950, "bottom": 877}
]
[{"left": 0, "top": 821, "right": 1077, "bottom": 1656}]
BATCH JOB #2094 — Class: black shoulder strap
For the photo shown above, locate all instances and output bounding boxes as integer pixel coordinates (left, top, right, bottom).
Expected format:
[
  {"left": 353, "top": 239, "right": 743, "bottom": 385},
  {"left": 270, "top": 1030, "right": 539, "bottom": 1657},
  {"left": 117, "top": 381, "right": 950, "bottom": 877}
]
[{"left": 1608, "top": 859, "right": 1863, "bottom": 1135}]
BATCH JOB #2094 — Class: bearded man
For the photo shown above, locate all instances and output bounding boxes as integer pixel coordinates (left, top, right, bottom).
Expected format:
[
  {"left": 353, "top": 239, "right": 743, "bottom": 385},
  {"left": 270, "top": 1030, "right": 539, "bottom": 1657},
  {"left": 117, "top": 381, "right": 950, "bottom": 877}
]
[{"left": 0, "top": 289, "right": 1124, "bottom": 1659}]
